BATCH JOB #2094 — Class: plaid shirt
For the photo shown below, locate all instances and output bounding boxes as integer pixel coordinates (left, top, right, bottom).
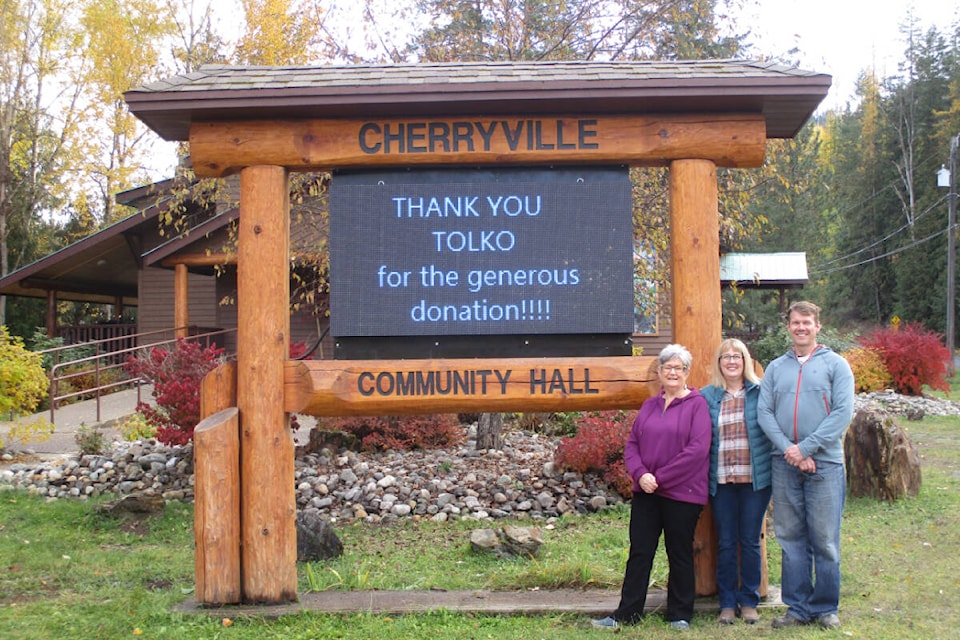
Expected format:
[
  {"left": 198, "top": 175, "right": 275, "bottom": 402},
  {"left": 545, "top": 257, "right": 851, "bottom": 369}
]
[{"left": 717, "top": 388, "right": 752, "bottom": 484}]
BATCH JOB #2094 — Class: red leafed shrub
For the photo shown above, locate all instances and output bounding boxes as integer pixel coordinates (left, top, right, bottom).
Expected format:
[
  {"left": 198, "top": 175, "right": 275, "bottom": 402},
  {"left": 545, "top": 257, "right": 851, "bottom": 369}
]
[
  {"left": 317, "top": 414, "right": 464, "bottom": 451},
  {"left": 289, "top": 340, "right": 314, "bottom": 360},
  {"left": 554, "top": 410, "right": 634, "bottom": 499},
  {"left": 125, "top": 339, "right": 224, "bottom": 446},
  {"left": 858, "top": 322, "right": 950, "bottom": 396}
]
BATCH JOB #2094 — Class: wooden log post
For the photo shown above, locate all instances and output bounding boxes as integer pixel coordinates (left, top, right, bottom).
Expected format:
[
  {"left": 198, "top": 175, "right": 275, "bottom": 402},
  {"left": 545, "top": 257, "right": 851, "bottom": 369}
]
[
  {"left": 193, "top": 363, "right": 241, "bottom": 605},
  {"left": 194, "top": 408, "right": 241, "bottom": 604},
  {"left": 670, "top": 158, "right": 721, "bottom": 596},
  {"left": 46, "top": 289, "right": 57, "bottom": 338},
  {"left": 200, "top": 362, "right": 238, "bottom": 420},
  {"left": 237, "top": 165, "right": 297, "bottom": 603},
  {"left": 174, "top": 263, "right": 189, "bottom": 339}
]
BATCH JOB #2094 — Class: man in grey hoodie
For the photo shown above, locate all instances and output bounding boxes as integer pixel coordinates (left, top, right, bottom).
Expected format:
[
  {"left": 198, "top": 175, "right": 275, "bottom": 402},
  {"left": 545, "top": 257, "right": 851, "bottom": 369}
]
[{"left": 758, "top": 301, "right": 855, "bottom": 631}]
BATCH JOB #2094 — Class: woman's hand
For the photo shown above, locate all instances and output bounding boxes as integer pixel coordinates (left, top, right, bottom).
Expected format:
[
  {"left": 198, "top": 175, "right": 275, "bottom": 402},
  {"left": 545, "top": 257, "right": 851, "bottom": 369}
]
[{"left": 639, "top": 472, "right": 658, "bottom": 494}]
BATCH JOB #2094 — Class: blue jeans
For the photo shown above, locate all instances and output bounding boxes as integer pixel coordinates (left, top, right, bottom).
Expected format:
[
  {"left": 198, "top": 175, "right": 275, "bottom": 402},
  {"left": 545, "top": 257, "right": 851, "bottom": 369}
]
[
  {"left": 710, "top": 483, "right": 772, "bottom": 610},
  {"left": 770, "top": 456, "right": 846, "bottom": 622}
]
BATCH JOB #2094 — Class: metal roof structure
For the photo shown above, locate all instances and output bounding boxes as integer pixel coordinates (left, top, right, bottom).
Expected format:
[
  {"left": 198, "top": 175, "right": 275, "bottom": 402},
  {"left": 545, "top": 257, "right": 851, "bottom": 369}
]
[
  {"left": 124, "top": 60, "right": 831, "bottom": 141},
  {"left": 719, "top": 252, "right": 808, "bottom": 289}
]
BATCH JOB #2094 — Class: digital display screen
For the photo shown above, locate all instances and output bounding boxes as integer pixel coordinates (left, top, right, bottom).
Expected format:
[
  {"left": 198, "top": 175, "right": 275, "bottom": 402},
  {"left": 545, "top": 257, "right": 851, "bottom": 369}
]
[{"left": 330, "top": 167, "right": 634, "bottom": 338}]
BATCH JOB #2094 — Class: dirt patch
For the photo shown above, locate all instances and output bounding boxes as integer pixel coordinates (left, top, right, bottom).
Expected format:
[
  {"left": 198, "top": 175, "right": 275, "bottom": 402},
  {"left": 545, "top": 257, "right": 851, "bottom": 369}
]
[
  {"left": 0, "top": 451, "right": 71, "bottom": 471},
  {"left": 117, "top": 514, "right": 152, "bottom": 537},
  {"left": 145, "top": 578, "right": 173, "bottom": 591},
  {"left": 1, "top": 564, "right": 62, "bottom": 605}
]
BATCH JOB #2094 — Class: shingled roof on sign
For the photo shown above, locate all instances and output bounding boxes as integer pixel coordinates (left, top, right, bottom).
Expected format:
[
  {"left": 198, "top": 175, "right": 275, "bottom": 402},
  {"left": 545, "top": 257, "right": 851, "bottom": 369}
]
[{"left": 124, "top": 60, "right": 830, "bottom": 141}]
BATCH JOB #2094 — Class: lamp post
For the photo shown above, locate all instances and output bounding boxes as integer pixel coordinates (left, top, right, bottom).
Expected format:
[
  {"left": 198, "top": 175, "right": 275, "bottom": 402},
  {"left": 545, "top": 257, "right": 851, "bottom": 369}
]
[{"left": 938, "top": 133, "right": 959, "bottom": 376}]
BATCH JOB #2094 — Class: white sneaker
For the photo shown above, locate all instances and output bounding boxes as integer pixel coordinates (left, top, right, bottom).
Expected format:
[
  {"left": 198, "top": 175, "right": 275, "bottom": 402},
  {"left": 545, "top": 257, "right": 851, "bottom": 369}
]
[{"left": 591, "top": 616, "right": 619, "bottom": 630}]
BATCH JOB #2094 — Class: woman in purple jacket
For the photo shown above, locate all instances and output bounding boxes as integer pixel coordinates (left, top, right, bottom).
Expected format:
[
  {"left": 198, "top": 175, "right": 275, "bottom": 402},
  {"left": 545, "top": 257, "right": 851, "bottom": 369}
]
[{"left": 593, "top": 344, "right": 712, "bottom": 631}]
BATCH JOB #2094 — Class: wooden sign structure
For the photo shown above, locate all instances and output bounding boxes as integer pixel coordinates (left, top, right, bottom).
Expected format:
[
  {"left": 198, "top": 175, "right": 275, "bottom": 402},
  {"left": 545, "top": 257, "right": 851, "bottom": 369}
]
[{"left": 125, "top": 61, "right": 830, "bottom": 605}]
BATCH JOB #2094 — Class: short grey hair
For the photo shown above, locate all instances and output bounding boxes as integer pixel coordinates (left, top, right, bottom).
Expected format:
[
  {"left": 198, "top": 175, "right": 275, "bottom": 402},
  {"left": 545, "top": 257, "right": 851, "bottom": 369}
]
[{"left": 658, "top": 344, "right": 692, "bottom": 369}]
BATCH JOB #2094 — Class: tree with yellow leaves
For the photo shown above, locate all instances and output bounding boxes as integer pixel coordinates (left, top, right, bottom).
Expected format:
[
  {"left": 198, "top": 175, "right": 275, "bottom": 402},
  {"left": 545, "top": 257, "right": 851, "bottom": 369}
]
[{"left": 234, "top": 0, "right": 325, "bottom": 65}]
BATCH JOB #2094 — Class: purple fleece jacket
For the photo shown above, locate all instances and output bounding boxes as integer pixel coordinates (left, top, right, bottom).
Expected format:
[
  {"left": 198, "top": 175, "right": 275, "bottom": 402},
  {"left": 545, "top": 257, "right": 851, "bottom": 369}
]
[{"left": 623, "top": 388, "right": 711, "bottom": 505}]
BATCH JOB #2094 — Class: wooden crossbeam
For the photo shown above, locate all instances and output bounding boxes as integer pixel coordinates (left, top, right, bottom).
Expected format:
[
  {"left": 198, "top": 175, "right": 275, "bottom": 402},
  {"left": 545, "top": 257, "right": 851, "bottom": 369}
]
[{"left": 189, "top": 114, "right": 766, "bottom": 177}]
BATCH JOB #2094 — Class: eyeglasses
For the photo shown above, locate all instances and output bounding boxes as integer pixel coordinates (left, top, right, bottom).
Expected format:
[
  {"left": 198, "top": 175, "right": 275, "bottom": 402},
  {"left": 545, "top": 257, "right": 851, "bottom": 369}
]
[
  {"left": 719, "top": 353, "right": 743, "bottom": 362},
  {"left": 660, "top": 365, "right": 687, "bottom": 373}
]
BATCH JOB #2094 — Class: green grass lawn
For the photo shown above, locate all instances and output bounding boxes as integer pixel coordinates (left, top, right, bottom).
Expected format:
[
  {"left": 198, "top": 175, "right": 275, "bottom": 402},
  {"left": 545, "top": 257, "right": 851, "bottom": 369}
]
[{"left": 2, "top": 384, "right": 959, "bottom": 639}]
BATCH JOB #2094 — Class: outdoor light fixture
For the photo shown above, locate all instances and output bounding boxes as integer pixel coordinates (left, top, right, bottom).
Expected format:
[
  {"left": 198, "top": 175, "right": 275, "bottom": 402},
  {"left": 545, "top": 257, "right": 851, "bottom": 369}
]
[{"left": 939, "top": 164, "right": 951, "bottom": 188}]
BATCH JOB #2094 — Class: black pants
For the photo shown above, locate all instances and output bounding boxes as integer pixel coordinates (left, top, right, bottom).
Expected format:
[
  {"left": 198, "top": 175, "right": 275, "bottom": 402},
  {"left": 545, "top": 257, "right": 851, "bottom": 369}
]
[{"left": 614, "top": 492, "right": 703, "bottom": 623}]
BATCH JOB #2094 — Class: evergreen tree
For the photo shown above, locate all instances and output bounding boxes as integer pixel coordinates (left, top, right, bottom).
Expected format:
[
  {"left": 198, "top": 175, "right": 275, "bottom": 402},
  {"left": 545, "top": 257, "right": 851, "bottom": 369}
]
[{"left": 888, "top": 26, "right": 954, "bottom": 332}]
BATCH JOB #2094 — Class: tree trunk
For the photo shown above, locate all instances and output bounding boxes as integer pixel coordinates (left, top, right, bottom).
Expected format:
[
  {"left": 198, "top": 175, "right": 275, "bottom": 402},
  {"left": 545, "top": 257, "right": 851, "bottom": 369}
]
[{"left": 476, "top": 412, "right": 503, "bottom": 450}]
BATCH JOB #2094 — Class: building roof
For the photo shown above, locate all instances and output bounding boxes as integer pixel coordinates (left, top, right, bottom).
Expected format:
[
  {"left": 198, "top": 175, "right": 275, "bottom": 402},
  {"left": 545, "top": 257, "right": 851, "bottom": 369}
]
[
  {"left": 0, "top": 176, "right": 328, "bottom": 303},
  {"left": 719, "top": 252, "right": 808, "bottom": 289},
  {"left": 0, "top": 182, "right": 180, "bottom": 305},
  {"left": 124, "top": 60, "right": 830, "bottom": 141}
]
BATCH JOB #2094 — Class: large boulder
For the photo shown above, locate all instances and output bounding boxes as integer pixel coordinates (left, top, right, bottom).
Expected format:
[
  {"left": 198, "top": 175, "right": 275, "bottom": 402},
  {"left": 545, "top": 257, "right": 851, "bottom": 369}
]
[
  {"left": 296, "top": 508, "right": 344, "bottom": 562},
  {"left": 95, "top": 493, "right": 166, "bottom": 515},
  {"left": 844, "top": 406, "right": 922, "bottom": 501},
  {"left": 470, "top": 525, "right": 543, "bottom": 558}
]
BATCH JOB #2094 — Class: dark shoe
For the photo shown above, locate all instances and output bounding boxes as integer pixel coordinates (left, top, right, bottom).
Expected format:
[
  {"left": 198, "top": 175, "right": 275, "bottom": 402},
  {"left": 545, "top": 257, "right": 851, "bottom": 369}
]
[
  {"left": 740, "top": 606, "right": 760, "bottom": 624},
  {"left": 772, "top": 614, "right": 807, "bottom": 629},
  {"left": 818, "top": 613, "right": 841, "bottom": 629},
  {"left": 591, "top": 616, "right": 619, "bottom": 630},
  {"left": 718, "top": 608, "right": 736, "bottom": 625}
]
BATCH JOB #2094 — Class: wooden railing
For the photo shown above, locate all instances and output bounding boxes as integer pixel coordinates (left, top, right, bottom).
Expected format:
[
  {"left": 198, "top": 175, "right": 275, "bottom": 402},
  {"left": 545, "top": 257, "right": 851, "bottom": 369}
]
[{"left": 57, "top": 323, "right": 138, "bottom": 347}]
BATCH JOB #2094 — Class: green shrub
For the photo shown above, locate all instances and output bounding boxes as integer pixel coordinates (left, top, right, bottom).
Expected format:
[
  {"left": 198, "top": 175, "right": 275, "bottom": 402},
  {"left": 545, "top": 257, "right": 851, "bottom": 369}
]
[
  {"left": 117, "top": 411, "right": 157, "bottom": 441},
  {"left": 508, "top": 412, "right": 582, "bottom": 437},
  {"left": 315, "top": 414, "right": 464, "bottom": 451},
  {"left": 843, "top": 346, "right": 893, "bottom": 393},
  {"left": 859, "top": 323, "right": 950, "bottom": 395},
  {"left": 75, "top": 424, "right": 106, "bottom": 455},
  {"left": 28, "top": 328, "right": 95, "bottom": 370},
  {"left": 543, "top": 412, "right": 582, "bottom": 437},
  {"left": 0, "top": 325, "right": 48, "bottom": 418}
]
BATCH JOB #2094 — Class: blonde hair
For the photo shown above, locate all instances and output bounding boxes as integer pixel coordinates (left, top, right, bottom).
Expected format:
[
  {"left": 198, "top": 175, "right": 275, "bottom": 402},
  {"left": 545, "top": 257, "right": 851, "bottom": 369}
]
[{"left": 710, "top": 338, "right": 761, "bottom": 387}]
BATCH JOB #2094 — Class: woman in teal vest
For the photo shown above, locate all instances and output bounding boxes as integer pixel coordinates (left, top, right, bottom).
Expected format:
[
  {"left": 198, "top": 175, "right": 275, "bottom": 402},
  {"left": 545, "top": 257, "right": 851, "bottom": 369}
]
[{"left": 702, "top": 338, "right": 771, "bottom": 625}]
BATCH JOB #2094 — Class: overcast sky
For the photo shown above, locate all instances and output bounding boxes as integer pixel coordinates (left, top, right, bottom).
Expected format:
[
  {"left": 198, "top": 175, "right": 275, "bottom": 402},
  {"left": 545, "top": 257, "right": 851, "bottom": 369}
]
[
  {"left": 145, "top": 1, "right": 955, "bottom": 176},
  {"left": 737, "top": 0, "right": 952, "bottom": 111}
]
